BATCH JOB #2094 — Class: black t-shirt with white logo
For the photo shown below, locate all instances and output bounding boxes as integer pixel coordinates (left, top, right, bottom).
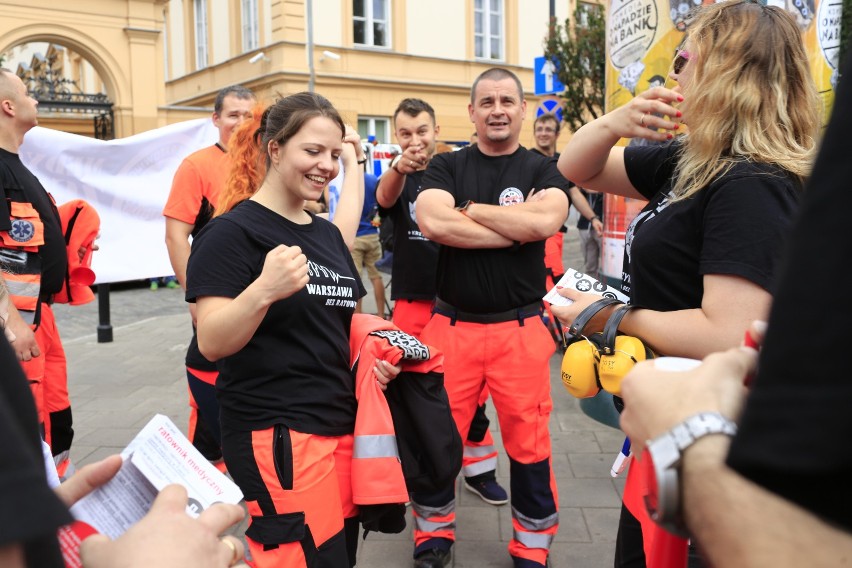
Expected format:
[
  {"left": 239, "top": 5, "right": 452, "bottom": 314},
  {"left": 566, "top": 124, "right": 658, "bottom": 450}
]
[
  {"left": 186, "top": 200, "right": 366, "bottom": 435},
  {"left": 422, "top": 145, "right": 570, "bottom": 313},
  {"left": 622, "top": 141, "right": 800, "bottom": 311},
  {"left": 377, "top": 170, "right": 439, "bottom": 301}
]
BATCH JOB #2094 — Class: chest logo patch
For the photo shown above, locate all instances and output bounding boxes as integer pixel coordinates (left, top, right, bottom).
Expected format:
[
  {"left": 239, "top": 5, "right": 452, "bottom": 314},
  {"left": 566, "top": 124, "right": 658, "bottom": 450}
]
[
  {"left": 10, "top": 219, "right": 35, "bottom": 243},
  {"left": 369, "top": 330, "right": 430, "bottom": 361},
  {"left": 499, "top": 187, "right": 524, "bottom": 207}
]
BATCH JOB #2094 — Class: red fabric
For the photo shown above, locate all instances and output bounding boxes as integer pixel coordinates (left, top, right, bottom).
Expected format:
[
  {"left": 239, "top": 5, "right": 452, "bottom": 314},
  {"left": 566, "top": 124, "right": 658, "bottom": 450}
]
[
  {"left": 623, "top": 456, "right": 688, "bottom": 568},
  {"left": 391, "top": 299, "right": 433, "bottom": 337},
  {"left": 54, "top": 200, "right": 100, "bottom": 305}
]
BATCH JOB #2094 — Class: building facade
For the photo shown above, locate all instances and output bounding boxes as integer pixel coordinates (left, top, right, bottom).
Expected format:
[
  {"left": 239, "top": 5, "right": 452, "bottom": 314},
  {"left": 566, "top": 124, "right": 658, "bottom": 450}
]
[{"left": 1, "top": 0, "right": 594, "bottom": 146}]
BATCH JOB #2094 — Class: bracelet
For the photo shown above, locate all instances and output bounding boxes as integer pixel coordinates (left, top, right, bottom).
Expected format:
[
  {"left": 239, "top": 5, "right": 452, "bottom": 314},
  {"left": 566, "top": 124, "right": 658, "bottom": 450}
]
[
  {"left": 590, "top": 215, "right": 600, "bottom": 222},
  {"left": 357, "top": 157, "right": 368, "bottom": 166},
  {"left": 390, "top": 155, "right": 404, "bottom": 175}
]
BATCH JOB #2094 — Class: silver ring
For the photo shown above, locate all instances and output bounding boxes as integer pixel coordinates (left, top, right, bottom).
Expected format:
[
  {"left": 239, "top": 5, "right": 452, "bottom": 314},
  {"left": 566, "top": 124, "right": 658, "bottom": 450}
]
[{"left": 640, "top": 114, "right": 646, "bottom": 127}]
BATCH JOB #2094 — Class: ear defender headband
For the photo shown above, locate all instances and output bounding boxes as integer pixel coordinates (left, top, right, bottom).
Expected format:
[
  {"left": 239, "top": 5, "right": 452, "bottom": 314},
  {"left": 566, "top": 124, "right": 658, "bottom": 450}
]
[
  {"left": 560, "top": 298, "right": 623, "bottom": 398},
  {"left": 560, "top": 301, "right": 654, "bottom": 399},
  {"left": 598, "top": 305, "right": 654, "bottom": 395}
]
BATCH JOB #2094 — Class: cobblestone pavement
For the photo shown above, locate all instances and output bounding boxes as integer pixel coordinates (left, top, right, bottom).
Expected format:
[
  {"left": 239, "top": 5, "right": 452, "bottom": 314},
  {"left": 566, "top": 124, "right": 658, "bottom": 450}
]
[{"left": 55, "top": 226, "right": 625, "bottom": 567}]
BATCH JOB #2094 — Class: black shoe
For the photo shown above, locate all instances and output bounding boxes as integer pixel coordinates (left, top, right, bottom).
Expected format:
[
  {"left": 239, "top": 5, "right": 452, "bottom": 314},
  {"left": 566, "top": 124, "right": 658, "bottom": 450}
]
[
  {"left": 464, "top": 476, "right": 509, "bottom": 505},
  {"left": 511, "top": 555, "right": 549, "bottom": 567},
  {"left": 414, "top": 547, "right": 452, "bottom": 568}
]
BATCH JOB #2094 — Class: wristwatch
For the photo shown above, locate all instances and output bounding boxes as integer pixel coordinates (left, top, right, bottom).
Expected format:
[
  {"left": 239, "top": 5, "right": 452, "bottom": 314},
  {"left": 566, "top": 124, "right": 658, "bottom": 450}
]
[
  {"left": 456, "top": 200, "right": 475, "bottom": 216},
  {"left": 642, "top": 412, "right": 738, "bottom": 537}
]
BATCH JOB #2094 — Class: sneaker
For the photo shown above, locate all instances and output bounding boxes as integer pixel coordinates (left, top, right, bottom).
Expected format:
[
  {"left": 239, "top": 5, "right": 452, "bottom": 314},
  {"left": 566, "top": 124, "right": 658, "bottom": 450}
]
[
  {"left": 149, "top": 280, "right": 158, "bottom": 291},
  {"left": 512, "top": 556, "right": 549, "bottom": 567},
  {"left": 414, "top": 547, "right": 452, "bottom": 568},
  {"left": 464, "top": 477, "right": 509, "bottom": 505},
  {"left": 165, "top": 279, "right": 179, "bottom": 289}
]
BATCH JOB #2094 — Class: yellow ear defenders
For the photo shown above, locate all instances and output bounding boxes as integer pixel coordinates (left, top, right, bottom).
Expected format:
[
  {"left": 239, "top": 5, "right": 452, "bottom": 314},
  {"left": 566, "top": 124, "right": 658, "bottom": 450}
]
[
  {"left": 598, "top": 305, "right": 655, "bottom": 396},
  {"left": 560, "top": 298, "right": 623, "bottom": 398}
]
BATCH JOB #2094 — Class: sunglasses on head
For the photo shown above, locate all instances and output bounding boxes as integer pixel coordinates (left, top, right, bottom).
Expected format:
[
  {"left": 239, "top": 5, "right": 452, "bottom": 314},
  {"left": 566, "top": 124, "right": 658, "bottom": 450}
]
[{"left": 673, "top": 50, "right": 691, "bottom": 74}]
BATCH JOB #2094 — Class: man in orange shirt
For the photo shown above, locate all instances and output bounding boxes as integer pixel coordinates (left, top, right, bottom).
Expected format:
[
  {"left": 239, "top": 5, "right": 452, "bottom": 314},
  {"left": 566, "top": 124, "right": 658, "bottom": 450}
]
[{"left": 163, "top": 85, "right": 255, "bottom": 466}]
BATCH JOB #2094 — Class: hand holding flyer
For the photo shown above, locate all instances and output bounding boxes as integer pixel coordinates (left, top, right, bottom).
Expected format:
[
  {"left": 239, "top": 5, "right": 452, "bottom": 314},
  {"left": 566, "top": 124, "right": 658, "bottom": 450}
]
[
  {"left": 58, "top": 415, "right": 243, "bottom": 567},
  {"left": 543, "top": 268, "right": 629, "bottom": 306}
]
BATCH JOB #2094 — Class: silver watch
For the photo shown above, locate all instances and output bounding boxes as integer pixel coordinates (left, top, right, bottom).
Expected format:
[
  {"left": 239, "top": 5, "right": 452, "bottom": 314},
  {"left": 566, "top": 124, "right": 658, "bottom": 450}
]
[{"left": 643, "top": 412, "right": 738, "bottom": 536}]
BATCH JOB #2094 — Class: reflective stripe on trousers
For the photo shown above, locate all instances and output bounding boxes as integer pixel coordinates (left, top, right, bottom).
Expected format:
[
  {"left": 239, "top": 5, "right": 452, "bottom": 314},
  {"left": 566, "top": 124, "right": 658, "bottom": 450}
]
[{"left": 412, "top": 500, "right": 456, "bottom": 534}]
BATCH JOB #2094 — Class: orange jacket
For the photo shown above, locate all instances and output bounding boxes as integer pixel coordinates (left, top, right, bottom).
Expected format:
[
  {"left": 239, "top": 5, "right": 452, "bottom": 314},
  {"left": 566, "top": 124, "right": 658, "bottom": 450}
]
[
  {"left": 54, "top": 199, "right": 99, "bottom": 305},
  {"left": 349, "top": 314, "right": 411, "bottom": 505},
  {"left": 349, "top": 314, "right": 456, "bottom": 505}
]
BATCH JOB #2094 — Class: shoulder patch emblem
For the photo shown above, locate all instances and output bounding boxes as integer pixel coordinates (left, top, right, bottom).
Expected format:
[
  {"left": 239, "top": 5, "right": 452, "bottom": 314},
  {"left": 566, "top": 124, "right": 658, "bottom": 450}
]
[{"left": 10, "top": 219, "right": 35, "bottom": 243}]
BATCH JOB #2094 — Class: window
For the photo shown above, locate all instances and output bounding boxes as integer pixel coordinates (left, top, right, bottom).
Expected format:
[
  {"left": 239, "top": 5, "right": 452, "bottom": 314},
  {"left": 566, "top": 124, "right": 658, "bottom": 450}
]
[
  {"left": 353, "top": 0, "right": 390, "bottom": 48},
  {"left": 242, "top": 0, "right": 259, "bottom": 52},
  {"left": 474, "top": 0, "right": 503, "bottom": 61},
  {"left": 194, "top": 0, "right": 208, "bottom": 69},
  {"left": 357, "top": 117, "right": 391, "bottom": 145},
  {"left": 578, "top": 2, "right": 602, "bottom": 28}
]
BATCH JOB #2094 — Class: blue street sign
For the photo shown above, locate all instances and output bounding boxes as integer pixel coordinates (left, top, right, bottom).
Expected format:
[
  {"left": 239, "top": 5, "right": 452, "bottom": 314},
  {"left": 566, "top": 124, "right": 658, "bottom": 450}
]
[
  {"left": 534, "top": 56, "right": 565, "bottom": 95},
  {"left": 536, "top": 98, "right": 563, "bottom": 123}
]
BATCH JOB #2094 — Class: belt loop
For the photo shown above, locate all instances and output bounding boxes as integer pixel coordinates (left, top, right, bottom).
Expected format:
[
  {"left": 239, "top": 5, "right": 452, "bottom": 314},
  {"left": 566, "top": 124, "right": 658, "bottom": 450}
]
[{"left": 517, "top": 308, "right": 525, "bottom": 327}]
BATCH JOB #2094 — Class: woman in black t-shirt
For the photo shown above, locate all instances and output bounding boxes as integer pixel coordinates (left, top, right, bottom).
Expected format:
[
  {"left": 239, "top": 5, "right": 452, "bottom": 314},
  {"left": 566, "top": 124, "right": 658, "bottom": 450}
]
[
  {"left": 553, "top": 1, "right": 820, "bottom": 565},
  {"left": 186, "top": 93, "right": 400, "bottom": 568}
]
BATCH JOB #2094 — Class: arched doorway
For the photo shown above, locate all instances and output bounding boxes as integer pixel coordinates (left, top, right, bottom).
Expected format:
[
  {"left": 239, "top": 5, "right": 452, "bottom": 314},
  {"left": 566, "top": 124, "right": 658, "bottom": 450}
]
[{"left": 4, "top": 42, "right": 114, "bottom": 139}]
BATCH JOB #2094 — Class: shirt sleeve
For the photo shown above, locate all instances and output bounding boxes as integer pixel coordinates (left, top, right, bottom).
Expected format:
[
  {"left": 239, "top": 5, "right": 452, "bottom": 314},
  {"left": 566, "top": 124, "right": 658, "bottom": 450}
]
[
  {"left": 421, "top": 152, "right": 456, "bottom": 196},
  {"left": 534, "top": 155, "right": 573, "bottom": 196},
  {"left": 186, "top": 218, "right": 261, "bottom": 302},
  {"left": 163, "top": 158, "right": 203, "bottom": 224},
  {"left": 699, "top": 173, "right": 799, "bottom": 291},
  {"left": 624, "top": 141, "right": 679, "bottom": 200},
  {"left": 0, "top": 173, "right": 12, "bottom": 232}
]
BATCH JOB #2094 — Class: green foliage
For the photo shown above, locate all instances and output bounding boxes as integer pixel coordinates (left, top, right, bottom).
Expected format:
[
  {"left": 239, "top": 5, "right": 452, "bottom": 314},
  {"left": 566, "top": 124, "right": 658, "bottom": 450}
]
[{"left": 542, "top": 4, "right": 606, "bottom": 133}]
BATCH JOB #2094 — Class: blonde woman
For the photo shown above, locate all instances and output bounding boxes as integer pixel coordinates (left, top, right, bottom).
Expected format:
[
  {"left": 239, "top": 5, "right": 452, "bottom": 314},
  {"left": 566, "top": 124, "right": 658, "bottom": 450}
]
[{"left": 553, "top": 0, "right": 819, "bottom": 565}]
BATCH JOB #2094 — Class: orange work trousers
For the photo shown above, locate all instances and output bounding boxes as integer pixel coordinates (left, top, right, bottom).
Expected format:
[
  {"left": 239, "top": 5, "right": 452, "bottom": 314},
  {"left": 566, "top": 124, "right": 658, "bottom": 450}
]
[
  {"left": 413, "top": 310, "right": 558, "bottom": 566},
  {"left": 223, "top": 425, "right": 358, "bottom": 568},
  {"left": 19, "top": 303, "right": 72, "bottom": 457}
]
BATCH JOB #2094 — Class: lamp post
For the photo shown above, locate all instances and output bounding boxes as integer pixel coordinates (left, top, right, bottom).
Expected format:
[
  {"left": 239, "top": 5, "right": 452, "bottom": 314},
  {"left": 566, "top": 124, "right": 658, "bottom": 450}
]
[{"left": 307, "top": 0, "right": 315, "bottom": 92}]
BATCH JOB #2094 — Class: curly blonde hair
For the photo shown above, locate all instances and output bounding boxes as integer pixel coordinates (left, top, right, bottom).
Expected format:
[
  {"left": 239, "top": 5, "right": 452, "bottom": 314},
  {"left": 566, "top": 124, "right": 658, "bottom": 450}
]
[
  {"left": 672, "top": 0, "right": 820, "bottom": 201},
  {"left": 215, "top": 103, "right": 267, "bottom": 216}
]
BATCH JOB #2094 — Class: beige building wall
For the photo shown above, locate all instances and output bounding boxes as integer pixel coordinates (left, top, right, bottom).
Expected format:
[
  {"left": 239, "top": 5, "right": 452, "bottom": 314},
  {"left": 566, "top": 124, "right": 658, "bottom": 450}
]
[
  {"left": 0, "top": 0, "right": 168, "bottom": 138},
  {"left": 1, "top": 0, "right": 600, "bottom": 143}
]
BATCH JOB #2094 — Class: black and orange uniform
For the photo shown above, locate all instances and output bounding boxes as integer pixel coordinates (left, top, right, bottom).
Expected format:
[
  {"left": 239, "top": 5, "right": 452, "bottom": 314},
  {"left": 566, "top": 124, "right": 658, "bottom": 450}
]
[
  {"left": 377, "top": 169, "right": 501, "bottom": 483},
  {"left": 0, "top": 147, "right": 73, "bottom": 472},
  {"left": 412, "top": 145, "right": 569, "bottom": 567},
  {"left": 0, "top": 337, "right": 73, "bottom": 568},
  {"left": 616, "top": 140, "right": 800, "bottom": 566},
  {"left": 186, "top": 200, "right": 366, "bottom": 568},
  {"left": 529, "top": 149, "right": 568, "bottom": 339},
  {"left": 163, "top": 143, "right": 230, "bottom": 461}
]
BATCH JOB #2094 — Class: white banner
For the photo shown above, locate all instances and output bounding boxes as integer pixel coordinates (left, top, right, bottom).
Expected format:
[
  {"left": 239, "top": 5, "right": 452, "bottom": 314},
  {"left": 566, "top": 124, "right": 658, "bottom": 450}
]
[{"left": 19, "top": 119, "right": 218, "bottom": 283}]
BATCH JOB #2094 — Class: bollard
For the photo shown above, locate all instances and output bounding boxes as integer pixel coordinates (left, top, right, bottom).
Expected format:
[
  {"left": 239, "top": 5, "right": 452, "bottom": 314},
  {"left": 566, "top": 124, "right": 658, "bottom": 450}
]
[{"left": 97, "top": 283, "right": 113, "bottom": 343}]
